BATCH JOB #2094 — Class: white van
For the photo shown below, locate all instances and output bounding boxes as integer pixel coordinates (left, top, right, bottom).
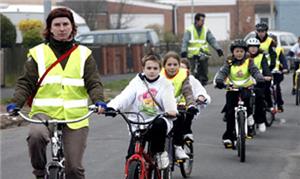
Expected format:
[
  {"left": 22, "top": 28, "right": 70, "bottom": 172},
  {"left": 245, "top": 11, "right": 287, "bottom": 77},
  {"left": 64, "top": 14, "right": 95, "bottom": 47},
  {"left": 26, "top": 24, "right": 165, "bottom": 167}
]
[
  {"left": 0, "top": 4, "right": 90, "bottom": 43},
  {"left": 75, "top": 28, "right": 160, "bottom": 46}
]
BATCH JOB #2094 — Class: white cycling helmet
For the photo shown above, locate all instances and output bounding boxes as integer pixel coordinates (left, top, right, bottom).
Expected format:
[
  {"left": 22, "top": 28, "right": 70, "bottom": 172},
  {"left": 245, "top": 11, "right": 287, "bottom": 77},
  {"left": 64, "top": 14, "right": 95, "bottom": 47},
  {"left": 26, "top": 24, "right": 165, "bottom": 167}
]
[{"left": 246, "top": 38, "right": 260, "bottom": 47}]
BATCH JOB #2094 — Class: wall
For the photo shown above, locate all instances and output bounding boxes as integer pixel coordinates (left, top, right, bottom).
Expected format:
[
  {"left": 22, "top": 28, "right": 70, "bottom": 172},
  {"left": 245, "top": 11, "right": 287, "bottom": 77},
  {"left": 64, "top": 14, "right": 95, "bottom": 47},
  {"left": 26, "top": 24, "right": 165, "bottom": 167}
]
[{"left": 275, "top": 0, "right": 300, "bottom": 36}]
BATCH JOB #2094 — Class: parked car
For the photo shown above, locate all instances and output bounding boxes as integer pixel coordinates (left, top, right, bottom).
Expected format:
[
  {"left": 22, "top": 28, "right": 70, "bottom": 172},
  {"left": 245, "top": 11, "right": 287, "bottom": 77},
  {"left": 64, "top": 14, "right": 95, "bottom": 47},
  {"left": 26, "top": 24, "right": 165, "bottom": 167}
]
[
  {"left": 75, "top": 28, "right": 160, "bottom": 46},
  {"left": 244, "top": 30, "right": 297, "bottom": 55}
]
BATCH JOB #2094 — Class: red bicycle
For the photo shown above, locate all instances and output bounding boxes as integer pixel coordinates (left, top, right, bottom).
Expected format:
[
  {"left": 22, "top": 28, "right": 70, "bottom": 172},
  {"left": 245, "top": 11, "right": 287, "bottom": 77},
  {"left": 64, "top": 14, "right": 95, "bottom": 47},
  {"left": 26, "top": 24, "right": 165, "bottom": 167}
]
[{"left": 106, "top": 110, "right": 171, "bottom": 179}]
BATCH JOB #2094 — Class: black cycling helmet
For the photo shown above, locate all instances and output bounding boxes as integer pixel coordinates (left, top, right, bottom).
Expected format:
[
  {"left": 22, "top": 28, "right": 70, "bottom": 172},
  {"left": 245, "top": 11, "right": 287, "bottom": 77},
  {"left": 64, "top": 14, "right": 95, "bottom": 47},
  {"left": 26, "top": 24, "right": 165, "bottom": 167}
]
[
  {"left": 230, "top": 39, "right": 248, "bottom": 52},
  {"left": 255, "top": 22, "right": 268, "bottom": 31}
]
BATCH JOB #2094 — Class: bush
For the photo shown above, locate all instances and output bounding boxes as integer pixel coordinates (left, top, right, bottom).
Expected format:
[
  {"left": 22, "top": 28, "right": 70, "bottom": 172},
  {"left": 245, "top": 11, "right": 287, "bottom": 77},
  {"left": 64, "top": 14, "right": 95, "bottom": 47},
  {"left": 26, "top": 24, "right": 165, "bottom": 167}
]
[
  {"left": 0, "top": 14, "right": 17, "bottom": 48},
  {"left": 18, "top": 19, "right": 43, "bottom": 33},
  {"left": 18, "top": 19, "right": 44, "bottom": 48},
  {"left": 22, "top": 28, "right": 44, "bottom": 48}
]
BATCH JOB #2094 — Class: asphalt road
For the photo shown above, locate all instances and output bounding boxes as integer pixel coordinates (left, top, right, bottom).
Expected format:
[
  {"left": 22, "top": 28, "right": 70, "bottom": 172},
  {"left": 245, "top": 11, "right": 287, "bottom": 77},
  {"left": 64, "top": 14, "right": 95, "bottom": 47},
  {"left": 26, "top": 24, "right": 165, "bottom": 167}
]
[{"left": 1, "top": 73, "right": 300, "bottom": 179}]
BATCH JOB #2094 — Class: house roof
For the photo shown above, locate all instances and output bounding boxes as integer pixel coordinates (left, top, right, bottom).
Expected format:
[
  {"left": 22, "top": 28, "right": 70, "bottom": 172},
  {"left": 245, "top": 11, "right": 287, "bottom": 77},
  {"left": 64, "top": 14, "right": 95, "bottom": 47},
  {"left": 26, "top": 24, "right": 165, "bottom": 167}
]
[{"left": 106, "top": 0, "right": 173, "bottom": 10}]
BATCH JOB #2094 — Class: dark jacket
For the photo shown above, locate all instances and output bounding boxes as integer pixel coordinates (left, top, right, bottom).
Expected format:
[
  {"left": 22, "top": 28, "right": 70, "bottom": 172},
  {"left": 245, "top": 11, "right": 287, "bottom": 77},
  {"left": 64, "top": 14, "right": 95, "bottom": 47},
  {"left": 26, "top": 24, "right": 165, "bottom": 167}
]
[{"left": 12, "top": 38, "right": 104, "bottom": 107}]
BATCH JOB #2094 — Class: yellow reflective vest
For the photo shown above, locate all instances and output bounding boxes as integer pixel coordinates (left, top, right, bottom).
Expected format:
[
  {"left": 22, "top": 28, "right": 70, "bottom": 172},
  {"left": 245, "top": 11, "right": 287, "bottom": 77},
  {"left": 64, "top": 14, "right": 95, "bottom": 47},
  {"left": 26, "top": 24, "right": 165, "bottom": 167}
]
[
  {"left": 273, "top": 47, "right": 284, "bottom": 71},
  {"left": 187, "top": 25, "right": 209, "bottom": 58},
  {"left": 160, "top": 68, "right": 188, "bottom": 99},
  {"left": 253, "top": 53, "right": 264, "bottom": 73},
  {"left": 225, "top": 59, "right": 255, "bottom": 88},
  {"left": 28, "top": 43, "right": 92, "bottom": 129}
]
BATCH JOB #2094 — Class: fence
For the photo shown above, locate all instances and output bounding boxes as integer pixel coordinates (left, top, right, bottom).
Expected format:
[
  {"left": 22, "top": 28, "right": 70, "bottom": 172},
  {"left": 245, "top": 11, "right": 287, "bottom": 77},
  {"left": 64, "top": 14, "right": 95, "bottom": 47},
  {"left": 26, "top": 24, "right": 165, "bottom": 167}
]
[{"left": 1, "top": 41, "right": 230, "bottom": 87}]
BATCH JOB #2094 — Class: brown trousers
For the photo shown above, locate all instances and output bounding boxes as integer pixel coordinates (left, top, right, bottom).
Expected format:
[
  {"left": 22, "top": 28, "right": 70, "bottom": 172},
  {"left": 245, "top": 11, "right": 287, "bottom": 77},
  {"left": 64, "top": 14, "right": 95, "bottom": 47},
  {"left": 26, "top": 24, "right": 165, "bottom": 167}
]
[{"left": 26, "top": 114, "right": 89, "bottom": 179}]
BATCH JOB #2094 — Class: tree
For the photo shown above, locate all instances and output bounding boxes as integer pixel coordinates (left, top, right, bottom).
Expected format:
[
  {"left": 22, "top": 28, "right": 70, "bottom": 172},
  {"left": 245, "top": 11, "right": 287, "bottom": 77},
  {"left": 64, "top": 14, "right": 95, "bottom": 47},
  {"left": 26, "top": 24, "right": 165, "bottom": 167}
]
[
  {"left": 0, "top": 14, "right": 16, "bottom": 48},
  {"left": 58, "top": 0, "right": 107, "bottom": 30}
]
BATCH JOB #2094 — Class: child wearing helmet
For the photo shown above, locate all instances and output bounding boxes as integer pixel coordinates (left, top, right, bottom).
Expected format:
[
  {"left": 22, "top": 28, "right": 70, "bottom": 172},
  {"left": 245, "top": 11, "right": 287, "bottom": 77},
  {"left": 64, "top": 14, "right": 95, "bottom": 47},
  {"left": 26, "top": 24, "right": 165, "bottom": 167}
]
[
  {"left": 214, "top": 39, "right": 265, "bottom": 148},
  {"left": 255, "top": 22, "right": 277, "bottom": 71},
  {"left": 247, "top": 38, "right": 272, "bottom": 134},
  {"left": 269, "top": 35, "right": 289, "bottom": 112}
]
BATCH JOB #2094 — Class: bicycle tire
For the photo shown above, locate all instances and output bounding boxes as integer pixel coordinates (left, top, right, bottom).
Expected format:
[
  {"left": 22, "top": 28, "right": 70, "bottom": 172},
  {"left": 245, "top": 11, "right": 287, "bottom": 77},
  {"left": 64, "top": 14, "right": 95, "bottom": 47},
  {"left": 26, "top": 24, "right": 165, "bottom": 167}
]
[
  {"left": 237, "top": 111, "right": 246, "bottom": 162},
  {"left": 48, "top": 167, "right": 60, "bottom": 179},
  {"left": 128, "top": 160, "right": 143, "bottom": 179},
  {"left": 153, "top": 166, "right": 172, "bottom": 179},
  {"left": 179, "top": 140, "right": 193, "bottom": 178},
  {"left": 265, "top": 107, "right": 275, "bottom": 127},
  {"left": 296, "top": 74, "right": 300, "bottom": 105}
]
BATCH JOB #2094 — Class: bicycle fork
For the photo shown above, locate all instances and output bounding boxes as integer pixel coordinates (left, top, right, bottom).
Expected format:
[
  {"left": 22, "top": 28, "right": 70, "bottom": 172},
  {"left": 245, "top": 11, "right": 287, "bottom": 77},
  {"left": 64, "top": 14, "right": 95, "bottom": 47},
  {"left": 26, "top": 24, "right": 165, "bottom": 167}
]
[
  {"left": 234, "top": 102, "right": 248, "bottom": 137},
  {"left": 46, "top": 125, "right": 64, "bottom": 175}
]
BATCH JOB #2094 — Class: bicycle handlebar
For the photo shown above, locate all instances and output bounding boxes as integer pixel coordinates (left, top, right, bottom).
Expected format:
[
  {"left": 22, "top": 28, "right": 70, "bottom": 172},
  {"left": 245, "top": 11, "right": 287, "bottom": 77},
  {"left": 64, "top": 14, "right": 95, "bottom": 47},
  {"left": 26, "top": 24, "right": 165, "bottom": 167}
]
[{"left": 18, "top": 105, "right": 98, "bottom": 124}]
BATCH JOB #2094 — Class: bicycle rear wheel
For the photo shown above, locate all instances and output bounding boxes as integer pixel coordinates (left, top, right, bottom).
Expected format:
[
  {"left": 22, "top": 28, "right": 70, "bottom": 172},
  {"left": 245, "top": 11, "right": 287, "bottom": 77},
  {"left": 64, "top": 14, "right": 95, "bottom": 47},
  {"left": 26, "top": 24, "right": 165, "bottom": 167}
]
[
  {"left": 179, "top": 140, "right": 193, "bottom": 178},
  {"left": 128, "top": 160, "right": 143, "bottom": 179},
  {"left": 237, "top": 111, "right": 246, "bottom": 162}
]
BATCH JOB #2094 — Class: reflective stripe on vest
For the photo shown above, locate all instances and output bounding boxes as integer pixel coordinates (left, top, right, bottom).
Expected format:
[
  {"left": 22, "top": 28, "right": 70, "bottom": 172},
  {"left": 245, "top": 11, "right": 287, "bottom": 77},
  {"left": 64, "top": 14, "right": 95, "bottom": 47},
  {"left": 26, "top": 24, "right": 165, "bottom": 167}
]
[
  {"left": 160, "top": 68, "right": 188, "bottom": 99},
  {"left": 28, "top": 43, "right": 92, "bottom": 129},
  {"left": 187, "top": 25, "right": 209, "bottom": 58},
  {"left": 253, "top": 53, "right": 264, "bottom": 73},
  {"left": 259, "top": 37, "right": 273, "bottom": 67},
  {"left": 273, "top": 47, "right": 283, "bottom": 70},
  {"left": 226, "top": 59, "right": 255, "bottom": 87}
]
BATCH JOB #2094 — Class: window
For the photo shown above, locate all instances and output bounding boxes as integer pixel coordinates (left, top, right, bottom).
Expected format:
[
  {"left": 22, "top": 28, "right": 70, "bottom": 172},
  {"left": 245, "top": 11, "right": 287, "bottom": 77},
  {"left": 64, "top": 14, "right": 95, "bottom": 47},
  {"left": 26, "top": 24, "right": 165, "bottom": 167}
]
[{"left": 79, "top": 35, "right": 94, "bottom": 44}]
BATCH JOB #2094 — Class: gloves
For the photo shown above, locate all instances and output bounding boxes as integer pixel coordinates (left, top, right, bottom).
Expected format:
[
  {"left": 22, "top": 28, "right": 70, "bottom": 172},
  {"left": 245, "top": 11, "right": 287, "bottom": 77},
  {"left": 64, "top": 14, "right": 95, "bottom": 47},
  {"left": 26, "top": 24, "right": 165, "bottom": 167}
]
[
  {"left": 187, "top": 105, "right": 199, "bottom": 116},
  {"left": 6, "top": 103, "right": 20, "bottom": 116},
  {"left": 215, "top": 79, "right": 225, "bottom": 89},
  {"left": 217, "top": 49, "right": 224, "bottom": 57},
  {"left": 181, "top": 52, "right": 187, "bottom": 58},
  {"left": 95, "top": 101, "right": 107, "bottom": 109},
  {"left": 105, "top": 107, "right": 117, "bottom": 117}
]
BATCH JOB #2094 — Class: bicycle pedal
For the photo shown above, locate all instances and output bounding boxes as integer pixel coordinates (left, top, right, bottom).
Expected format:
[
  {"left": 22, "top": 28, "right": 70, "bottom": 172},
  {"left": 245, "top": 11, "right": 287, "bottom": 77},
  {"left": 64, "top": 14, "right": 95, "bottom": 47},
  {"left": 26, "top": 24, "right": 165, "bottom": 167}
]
[{"left": 176, "top": 159, "right": 184, "bottom": 163}]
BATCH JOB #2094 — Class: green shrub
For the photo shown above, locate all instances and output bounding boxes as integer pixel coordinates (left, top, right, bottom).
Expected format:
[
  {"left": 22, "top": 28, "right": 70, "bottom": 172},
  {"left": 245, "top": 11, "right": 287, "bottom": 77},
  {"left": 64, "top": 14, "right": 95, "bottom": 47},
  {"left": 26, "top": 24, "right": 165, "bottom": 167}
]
[
  {"left": 22, "top": 28, "right": 43, "bottom": 48},
  {"left": 0, "top": 14, "right": 17, "bottom": 48},
  {"left": 18, "top": 19, "right": 44, "bottom": 47}
]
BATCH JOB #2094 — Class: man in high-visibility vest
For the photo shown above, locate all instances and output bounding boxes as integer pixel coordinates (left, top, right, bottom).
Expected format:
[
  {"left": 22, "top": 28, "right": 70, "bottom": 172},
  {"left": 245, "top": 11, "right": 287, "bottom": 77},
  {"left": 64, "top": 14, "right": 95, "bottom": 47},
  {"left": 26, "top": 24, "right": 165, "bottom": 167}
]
[
  {"left": 181, "top": 13, "right": 224, "bottom": 86},
  {"left": 6, "top": 8, "right": 105, "bottom": 179}
]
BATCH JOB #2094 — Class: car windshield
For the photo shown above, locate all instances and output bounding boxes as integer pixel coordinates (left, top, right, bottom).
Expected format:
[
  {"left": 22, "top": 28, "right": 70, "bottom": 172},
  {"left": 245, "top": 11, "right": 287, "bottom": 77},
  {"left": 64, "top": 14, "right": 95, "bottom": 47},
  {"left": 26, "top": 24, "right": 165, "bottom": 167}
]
[
  {"left": 120, "top": 32, "right": 148, "bottom": 44},
  {"left": 280, "top": 34, "right": 297, "bottom": 46}
]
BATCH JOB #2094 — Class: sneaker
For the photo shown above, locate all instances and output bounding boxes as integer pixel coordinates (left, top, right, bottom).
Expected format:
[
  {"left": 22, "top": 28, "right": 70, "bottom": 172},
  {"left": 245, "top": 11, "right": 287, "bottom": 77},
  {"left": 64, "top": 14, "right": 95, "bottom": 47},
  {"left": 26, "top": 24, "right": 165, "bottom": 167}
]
[
  {"left": 183, "top": 133, "right": 194, "bottom": 142},
  {"left": 247, "top": 115, "right": 254, "bottom": 126},
  {"left": 258, "top": 123, "right": 266, "bottom": 132},
  {"left": 155, "top": 151, "right": 169, "bottom": 169},
  {"left": 223, "top": 139, "right": 233, "bottom": 149},
  {"left": 175, "top": 145, "right": 189, "bottom": 160},
  {"left": 247, "top": 126, "right": 255, "bottom": 139},
  {"left": 277, "top": 105, "right": 284, "bottom": 113}
]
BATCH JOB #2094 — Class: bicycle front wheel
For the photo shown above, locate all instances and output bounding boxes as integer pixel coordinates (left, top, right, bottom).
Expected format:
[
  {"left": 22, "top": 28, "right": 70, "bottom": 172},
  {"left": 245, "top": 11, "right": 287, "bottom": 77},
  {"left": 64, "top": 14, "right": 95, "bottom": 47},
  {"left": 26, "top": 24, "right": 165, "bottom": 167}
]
[
  {"left": 237, "top": 111, "right": 246, "bottom": 162},
  {"left": 47, "top": 167, "right": 60, "bottom": 179},
  {"left": 128, "top": 160, "right": 143, "bottom": 179},
  {"left": 179, "top": 140, "right": 193, "bottom": 178}
]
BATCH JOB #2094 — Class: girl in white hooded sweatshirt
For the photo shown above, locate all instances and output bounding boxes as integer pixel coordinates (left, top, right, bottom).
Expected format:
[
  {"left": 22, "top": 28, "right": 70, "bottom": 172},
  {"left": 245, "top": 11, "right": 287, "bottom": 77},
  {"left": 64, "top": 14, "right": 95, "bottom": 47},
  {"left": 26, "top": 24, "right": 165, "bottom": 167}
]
[{"left": 106, "top": 54, "right": 177, "bottom": 170}]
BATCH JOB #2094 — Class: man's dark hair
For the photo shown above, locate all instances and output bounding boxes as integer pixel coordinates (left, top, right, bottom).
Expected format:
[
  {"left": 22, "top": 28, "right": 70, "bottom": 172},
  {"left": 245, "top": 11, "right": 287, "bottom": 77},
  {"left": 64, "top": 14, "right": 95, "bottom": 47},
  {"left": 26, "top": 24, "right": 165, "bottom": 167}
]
[{"left": 194, "top": 13, "right": 206, "bottom": 21}]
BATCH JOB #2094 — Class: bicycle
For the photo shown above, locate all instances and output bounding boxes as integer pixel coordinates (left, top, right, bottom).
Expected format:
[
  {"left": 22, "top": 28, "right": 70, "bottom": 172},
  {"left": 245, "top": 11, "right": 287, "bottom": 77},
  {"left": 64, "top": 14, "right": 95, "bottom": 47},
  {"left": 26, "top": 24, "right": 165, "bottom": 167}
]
[
  {"left": 192, "top": 48, "right": 211, "bottom": 77},
  {"left": 166, "top": 101, "right": 206, "bottom": 178},
  {"left": 293, "top": 58, "right": 300, "bottom": 105},
  {"left": 226, "top": 85, "right": 253, "bottom": 163},
  {"left": 16, "top": 105, "right": 97, "bottom": 179},
  {"left": 265, "top": 69, "right": 283, "bottom": 127},
  {"left": 105, "top": 110, "right": 172, "bottom": 179}
]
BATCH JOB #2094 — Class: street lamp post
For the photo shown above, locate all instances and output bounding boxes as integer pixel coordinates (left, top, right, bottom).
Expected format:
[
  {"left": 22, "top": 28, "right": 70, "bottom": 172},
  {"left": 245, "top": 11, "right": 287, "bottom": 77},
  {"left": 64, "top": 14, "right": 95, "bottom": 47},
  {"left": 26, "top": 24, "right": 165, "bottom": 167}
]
[{"left": 44, "top": 0, "right": 52, "bottom": 20}]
